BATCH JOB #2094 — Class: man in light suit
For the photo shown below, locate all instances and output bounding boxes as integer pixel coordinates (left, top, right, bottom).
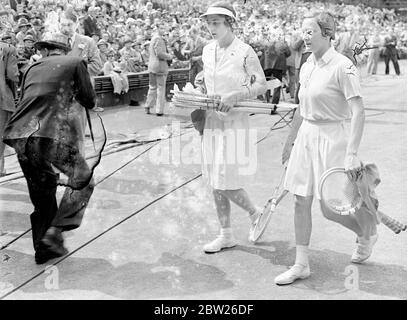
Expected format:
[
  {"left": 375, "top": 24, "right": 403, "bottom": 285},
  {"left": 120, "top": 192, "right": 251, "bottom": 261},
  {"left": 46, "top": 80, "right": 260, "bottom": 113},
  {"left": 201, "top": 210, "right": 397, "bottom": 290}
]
[
  {"left": 0, "top": 41, "right": 19, "bottom": 177},
  {"left": 60, "top": 10, "right": 104, "bottom": 111},
  {"left": 144, "top": 23, "right": 173, "bottom": 116}
]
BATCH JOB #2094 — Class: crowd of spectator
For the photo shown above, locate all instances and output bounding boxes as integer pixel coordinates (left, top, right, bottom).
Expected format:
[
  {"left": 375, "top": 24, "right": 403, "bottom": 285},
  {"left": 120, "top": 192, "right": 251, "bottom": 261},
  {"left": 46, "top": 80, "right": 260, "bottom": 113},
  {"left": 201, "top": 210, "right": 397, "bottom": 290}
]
[{"left": 0, "top": 0, "right": 405, "bottom": 90}]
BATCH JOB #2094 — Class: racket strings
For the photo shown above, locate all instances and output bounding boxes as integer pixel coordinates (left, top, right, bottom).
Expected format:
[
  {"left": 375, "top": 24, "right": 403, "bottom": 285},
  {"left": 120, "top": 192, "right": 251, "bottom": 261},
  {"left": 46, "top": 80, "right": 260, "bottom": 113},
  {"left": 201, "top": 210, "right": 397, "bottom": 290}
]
[{"left": 321, "top": 171, "right": 361, "bottom": 213}]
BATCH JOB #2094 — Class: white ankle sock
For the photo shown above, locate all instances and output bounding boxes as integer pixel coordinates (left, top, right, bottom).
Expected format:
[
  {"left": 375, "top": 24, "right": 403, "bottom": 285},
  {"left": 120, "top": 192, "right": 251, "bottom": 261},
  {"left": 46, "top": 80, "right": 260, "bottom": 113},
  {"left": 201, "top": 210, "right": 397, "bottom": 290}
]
[
  {"left": 294, "top": 245, "right": 309, "bottom": 267},
  {"left": 220, "top": 227, "right": 233, "bottom": 238}
]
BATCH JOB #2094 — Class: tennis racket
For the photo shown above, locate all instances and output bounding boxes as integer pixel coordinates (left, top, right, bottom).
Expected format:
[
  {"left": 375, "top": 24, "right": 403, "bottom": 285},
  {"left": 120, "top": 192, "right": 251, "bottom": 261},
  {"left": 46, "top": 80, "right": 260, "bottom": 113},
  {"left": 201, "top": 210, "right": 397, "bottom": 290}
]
[
  {"left": 249, "top": 166, "right": 289, "bottom": 243},
  {"left": 319, "top": 167, "right": 406, "bottom": 234}
]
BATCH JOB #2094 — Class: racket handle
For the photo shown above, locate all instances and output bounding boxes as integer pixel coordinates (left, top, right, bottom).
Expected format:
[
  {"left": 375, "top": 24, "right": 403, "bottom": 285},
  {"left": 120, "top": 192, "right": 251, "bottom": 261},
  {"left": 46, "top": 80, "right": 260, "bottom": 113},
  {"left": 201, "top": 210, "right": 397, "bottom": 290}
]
[{"left": 381, "top": 213, "right": 407, "bottom": 234}]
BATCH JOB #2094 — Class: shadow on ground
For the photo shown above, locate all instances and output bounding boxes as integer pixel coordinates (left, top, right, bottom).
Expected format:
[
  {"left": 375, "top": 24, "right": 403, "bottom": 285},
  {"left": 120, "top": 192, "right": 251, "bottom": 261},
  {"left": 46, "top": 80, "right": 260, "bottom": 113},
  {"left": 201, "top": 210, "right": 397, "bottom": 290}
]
[
  {"left": 230, "top": 241, "right": 407, "bottom": 299},
  {"left": 1, "top": 251, "right": 234, "bottom": 299}
]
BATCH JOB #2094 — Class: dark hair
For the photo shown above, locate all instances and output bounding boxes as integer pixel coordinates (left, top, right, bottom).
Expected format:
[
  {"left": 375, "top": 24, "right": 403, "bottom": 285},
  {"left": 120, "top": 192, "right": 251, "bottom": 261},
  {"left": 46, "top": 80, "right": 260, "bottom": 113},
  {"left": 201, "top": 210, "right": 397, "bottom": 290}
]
[{"left": 304, "top": 11, "right": 336, "bottom": 40}]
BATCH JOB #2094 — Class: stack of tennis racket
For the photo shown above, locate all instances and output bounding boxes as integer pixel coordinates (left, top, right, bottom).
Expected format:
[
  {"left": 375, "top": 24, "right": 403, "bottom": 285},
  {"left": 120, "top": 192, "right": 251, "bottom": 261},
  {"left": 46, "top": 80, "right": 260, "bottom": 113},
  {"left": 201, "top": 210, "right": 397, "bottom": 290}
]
[{"left": 170, "top": 90, "right": 297, "bottom": 115}]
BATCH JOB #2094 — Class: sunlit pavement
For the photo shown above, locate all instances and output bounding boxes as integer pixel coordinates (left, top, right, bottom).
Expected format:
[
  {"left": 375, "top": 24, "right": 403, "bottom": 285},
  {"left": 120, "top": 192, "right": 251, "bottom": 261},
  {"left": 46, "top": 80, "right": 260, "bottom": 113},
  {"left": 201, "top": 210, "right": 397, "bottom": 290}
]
[{"left": 1, "top": 60, "right": 406, "bottom": 300}]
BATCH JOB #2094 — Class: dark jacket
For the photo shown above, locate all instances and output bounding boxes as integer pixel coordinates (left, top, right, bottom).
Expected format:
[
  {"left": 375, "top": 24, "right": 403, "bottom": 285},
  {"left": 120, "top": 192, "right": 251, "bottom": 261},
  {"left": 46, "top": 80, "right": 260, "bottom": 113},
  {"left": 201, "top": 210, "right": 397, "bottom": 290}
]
[
  {"left": 3, "top": 55, "right": 96, "bottom": 151},
  {"left": 262, "top": 40, "right": 291, "bottom": 72},
  {"left": 0, "top": 42, "right": 19, "bottom": 112},
  {"left": 383, "top": 35, "right": 398, "bottom": 58},
  {"left": 84, "top": 16, "right": 101, "bottom": 38}
]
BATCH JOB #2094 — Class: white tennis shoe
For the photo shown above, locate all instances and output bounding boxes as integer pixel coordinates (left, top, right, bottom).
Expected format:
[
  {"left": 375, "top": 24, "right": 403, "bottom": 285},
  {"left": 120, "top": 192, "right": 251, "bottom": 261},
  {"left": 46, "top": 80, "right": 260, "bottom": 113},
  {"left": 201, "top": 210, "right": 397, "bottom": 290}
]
[
  {"left": 351, "top": 233, "right": 378, "bottom": 264},
  {"left": 274, "top": 264, "right": 311, "bottom": 285},
  {"left": 203, "top": 235, "right": 237, "bottom": 253}
]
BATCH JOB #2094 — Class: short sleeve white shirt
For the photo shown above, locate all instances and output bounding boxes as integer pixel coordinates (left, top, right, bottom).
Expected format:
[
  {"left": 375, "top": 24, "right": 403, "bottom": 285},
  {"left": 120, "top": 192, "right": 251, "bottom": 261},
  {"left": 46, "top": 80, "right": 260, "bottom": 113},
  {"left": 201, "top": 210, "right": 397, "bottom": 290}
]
[{"left": 298, "top": 46, "right": 362, "bottom": 121}]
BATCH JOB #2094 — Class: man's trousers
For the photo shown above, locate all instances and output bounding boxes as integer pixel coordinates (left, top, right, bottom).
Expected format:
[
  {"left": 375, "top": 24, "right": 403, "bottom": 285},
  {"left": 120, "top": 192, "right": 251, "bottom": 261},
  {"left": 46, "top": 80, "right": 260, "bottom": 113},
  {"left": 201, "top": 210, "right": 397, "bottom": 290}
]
[
  {"left": 145, "top": 73, "right": 168, "bottom": 114},
  {"left": 384, "top": 55, "right": 400, "bottom": 75},
  {"left": 0, "top": 110, "right": 11, "bottom": 175},
  {"left": 16, "top": 137, "right": 94, "bottom": 251}
]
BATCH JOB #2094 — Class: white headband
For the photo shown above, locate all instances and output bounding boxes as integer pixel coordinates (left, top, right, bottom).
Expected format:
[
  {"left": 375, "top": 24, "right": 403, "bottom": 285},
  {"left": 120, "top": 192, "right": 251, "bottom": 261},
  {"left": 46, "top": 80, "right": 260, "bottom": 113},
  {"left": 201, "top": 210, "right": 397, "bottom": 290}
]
[{"left": 200, "top": 7, "right": 236, "bottom": 20}]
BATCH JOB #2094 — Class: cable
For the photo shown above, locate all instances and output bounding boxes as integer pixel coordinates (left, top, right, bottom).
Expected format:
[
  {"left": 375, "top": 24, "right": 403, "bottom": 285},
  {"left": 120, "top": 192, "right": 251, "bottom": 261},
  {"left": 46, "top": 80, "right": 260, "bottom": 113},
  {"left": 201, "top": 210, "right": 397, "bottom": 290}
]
[
  {"left": 0, "top": 173, "right": 202, "bottom": 300},
  {"left": 0, "top": 128, "right": 194, "bottom": 250}
]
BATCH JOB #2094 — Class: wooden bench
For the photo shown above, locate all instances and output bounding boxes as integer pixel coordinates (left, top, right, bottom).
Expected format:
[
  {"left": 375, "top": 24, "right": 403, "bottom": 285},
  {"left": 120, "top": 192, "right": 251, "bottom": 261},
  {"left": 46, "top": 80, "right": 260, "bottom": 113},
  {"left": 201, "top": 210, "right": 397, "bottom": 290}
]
[{"left": 94, "top": 68, "right": 190, "bottom": 108}]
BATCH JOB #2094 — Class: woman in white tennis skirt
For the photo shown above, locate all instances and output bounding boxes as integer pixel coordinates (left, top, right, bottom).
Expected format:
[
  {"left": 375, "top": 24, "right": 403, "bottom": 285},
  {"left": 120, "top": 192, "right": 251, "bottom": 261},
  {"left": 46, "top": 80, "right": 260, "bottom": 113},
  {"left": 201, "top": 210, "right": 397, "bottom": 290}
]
[
  {"left": 198, "top": 2, "right": 267, "bottom": 253},
  {"left": 275, "top": 11, "right": 378, "bottom": 285}
]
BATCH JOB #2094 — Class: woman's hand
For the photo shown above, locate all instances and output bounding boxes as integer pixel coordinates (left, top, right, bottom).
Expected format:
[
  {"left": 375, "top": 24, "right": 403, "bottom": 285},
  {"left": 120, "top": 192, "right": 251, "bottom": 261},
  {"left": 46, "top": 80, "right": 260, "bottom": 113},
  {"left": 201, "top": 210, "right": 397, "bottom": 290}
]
[
  {"left": 219, "top": 91, "right": 241, "bottom": 112},
  {"left": 344, "top": 153, "right": 362, "bottom": 181}
]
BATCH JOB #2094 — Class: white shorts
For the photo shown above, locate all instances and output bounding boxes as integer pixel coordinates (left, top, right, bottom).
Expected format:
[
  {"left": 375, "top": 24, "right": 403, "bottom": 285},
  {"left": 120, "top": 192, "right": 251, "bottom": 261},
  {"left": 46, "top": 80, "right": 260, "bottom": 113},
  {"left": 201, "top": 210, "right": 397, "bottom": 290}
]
[{"left": 284, "top": 119, "right": 348, "bottom": 199}]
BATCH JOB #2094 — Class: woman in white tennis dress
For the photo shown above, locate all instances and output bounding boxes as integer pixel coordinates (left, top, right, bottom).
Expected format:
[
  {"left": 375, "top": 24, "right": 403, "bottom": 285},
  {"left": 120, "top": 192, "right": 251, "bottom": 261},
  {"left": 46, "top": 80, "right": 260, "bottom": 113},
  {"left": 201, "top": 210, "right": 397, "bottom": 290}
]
[
  {"left": 199, "top": 2, "right": 267, "bottom": 253},
  {"left": 275, "top": 11, "right": 378, "bottom": 285}
]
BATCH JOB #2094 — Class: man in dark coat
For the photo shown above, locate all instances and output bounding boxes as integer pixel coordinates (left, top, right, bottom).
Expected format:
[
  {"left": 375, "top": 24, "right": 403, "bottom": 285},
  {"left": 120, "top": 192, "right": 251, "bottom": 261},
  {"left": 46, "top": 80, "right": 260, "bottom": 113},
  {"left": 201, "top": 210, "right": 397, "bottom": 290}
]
[
  {"left": 383, "top": 33, "right": 400, "bottom": 75},
  {"left": 3, "top": 32, "right": 96, "bottom": 264},
  {"left": 83, "top": 6, "right": 101, "bottom": 38},
  {"left": 262, "top": 38, "right": 291, "bottom": 104},
  {"left": 0, "top": 41, "right": 19, "bottom": 177}
]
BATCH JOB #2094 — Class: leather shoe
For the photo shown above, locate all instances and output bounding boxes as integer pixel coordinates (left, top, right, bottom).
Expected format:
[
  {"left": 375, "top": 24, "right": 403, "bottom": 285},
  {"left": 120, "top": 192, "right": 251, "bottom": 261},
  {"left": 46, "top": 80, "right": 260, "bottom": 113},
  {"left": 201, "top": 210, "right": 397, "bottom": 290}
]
[
  {"left": 35, "top": 246, "right": 68, "bottom": 264},
  {"left": 36, "top": 227, "right": 68, "bottom": 264}
]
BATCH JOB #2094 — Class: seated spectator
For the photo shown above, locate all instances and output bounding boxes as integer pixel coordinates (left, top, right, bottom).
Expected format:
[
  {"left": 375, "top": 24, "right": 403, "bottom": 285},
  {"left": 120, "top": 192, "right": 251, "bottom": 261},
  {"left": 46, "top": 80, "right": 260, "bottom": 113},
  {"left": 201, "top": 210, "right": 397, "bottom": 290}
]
[
  {"left": 97, "top": 39, "right": 110, "bottom": 66},
  {"left": 103, "top": 49, "right": 129, "bottom": 94},
  {"left": 131, "top": 41, "right": 147, "bottom": 70},
  {"left": 119, "top": 37, "right": 136, "bottom": 59}
]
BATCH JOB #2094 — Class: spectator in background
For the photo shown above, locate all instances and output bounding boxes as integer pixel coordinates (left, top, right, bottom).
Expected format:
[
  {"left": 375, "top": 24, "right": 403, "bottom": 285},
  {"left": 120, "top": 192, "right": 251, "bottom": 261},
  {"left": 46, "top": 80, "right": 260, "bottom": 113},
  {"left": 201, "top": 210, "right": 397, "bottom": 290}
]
[
  {"left": 59, "top": 10, "right": 103, "bottom": 111},
  {"left": 22, "top": 34, "right": 36, "bottom": 60},
  {"left": 16, "top": 18, "right": 32, "bottom": 44},
  {"left": 30, "top": 19, "right": 43, "bottom": 42},
  {"left": 83, "top": 6, "right": 100, "bottom": 38},
  {"left": 119, "top": 37, "right": 136, "bottom": 60},
  {"left": 182, "top": 26, "right": 206, "bottom": 85},
  {"left": 262, "top": 37, "right": 291, "bottom": 106},
  {"left": 103, "top": 49, "right": 129, "bottom": 94},
  {"left": 383, "top": 32, "right": 400, "bottom": 75},
  {"left": 366, "top": 30, "right": 382, "bottom": 75},
  {"left": 0, "top": 39, "right": 19, "bottom": 177},
  {"left": 144, "top": 23, "right": 173, "bottom": 116},
  {"left": 0, "top": 9, "right": 14, "bottom": 33},
  {"left": 97, "top": 39, "right": 109, "bottom": 67}
]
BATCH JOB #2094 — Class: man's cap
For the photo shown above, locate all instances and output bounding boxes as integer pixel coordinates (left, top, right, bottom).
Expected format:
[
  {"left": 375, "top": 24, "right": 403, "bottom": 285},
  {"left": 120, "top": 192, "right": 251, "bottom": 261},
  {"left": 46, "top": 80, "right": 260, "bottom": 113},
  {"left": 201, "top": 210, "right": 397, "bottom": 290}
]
[
  {"left": 15, "top": 12, "right": 30, "bottom": 21},
  {"left": 97, "top": 39, "right": 108, "bottom": 47},
  {"left": 31, "top": 19, "right": 42, "bottom": 26},
  {"left": 17, "top": 17, "right": 31, "bottom": 28},
  {"left": 23, "top": 34, "right": 35, "bottom": 42},
  {"left": 1, "top": 33, "right": 12, "bottom": 40}
]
